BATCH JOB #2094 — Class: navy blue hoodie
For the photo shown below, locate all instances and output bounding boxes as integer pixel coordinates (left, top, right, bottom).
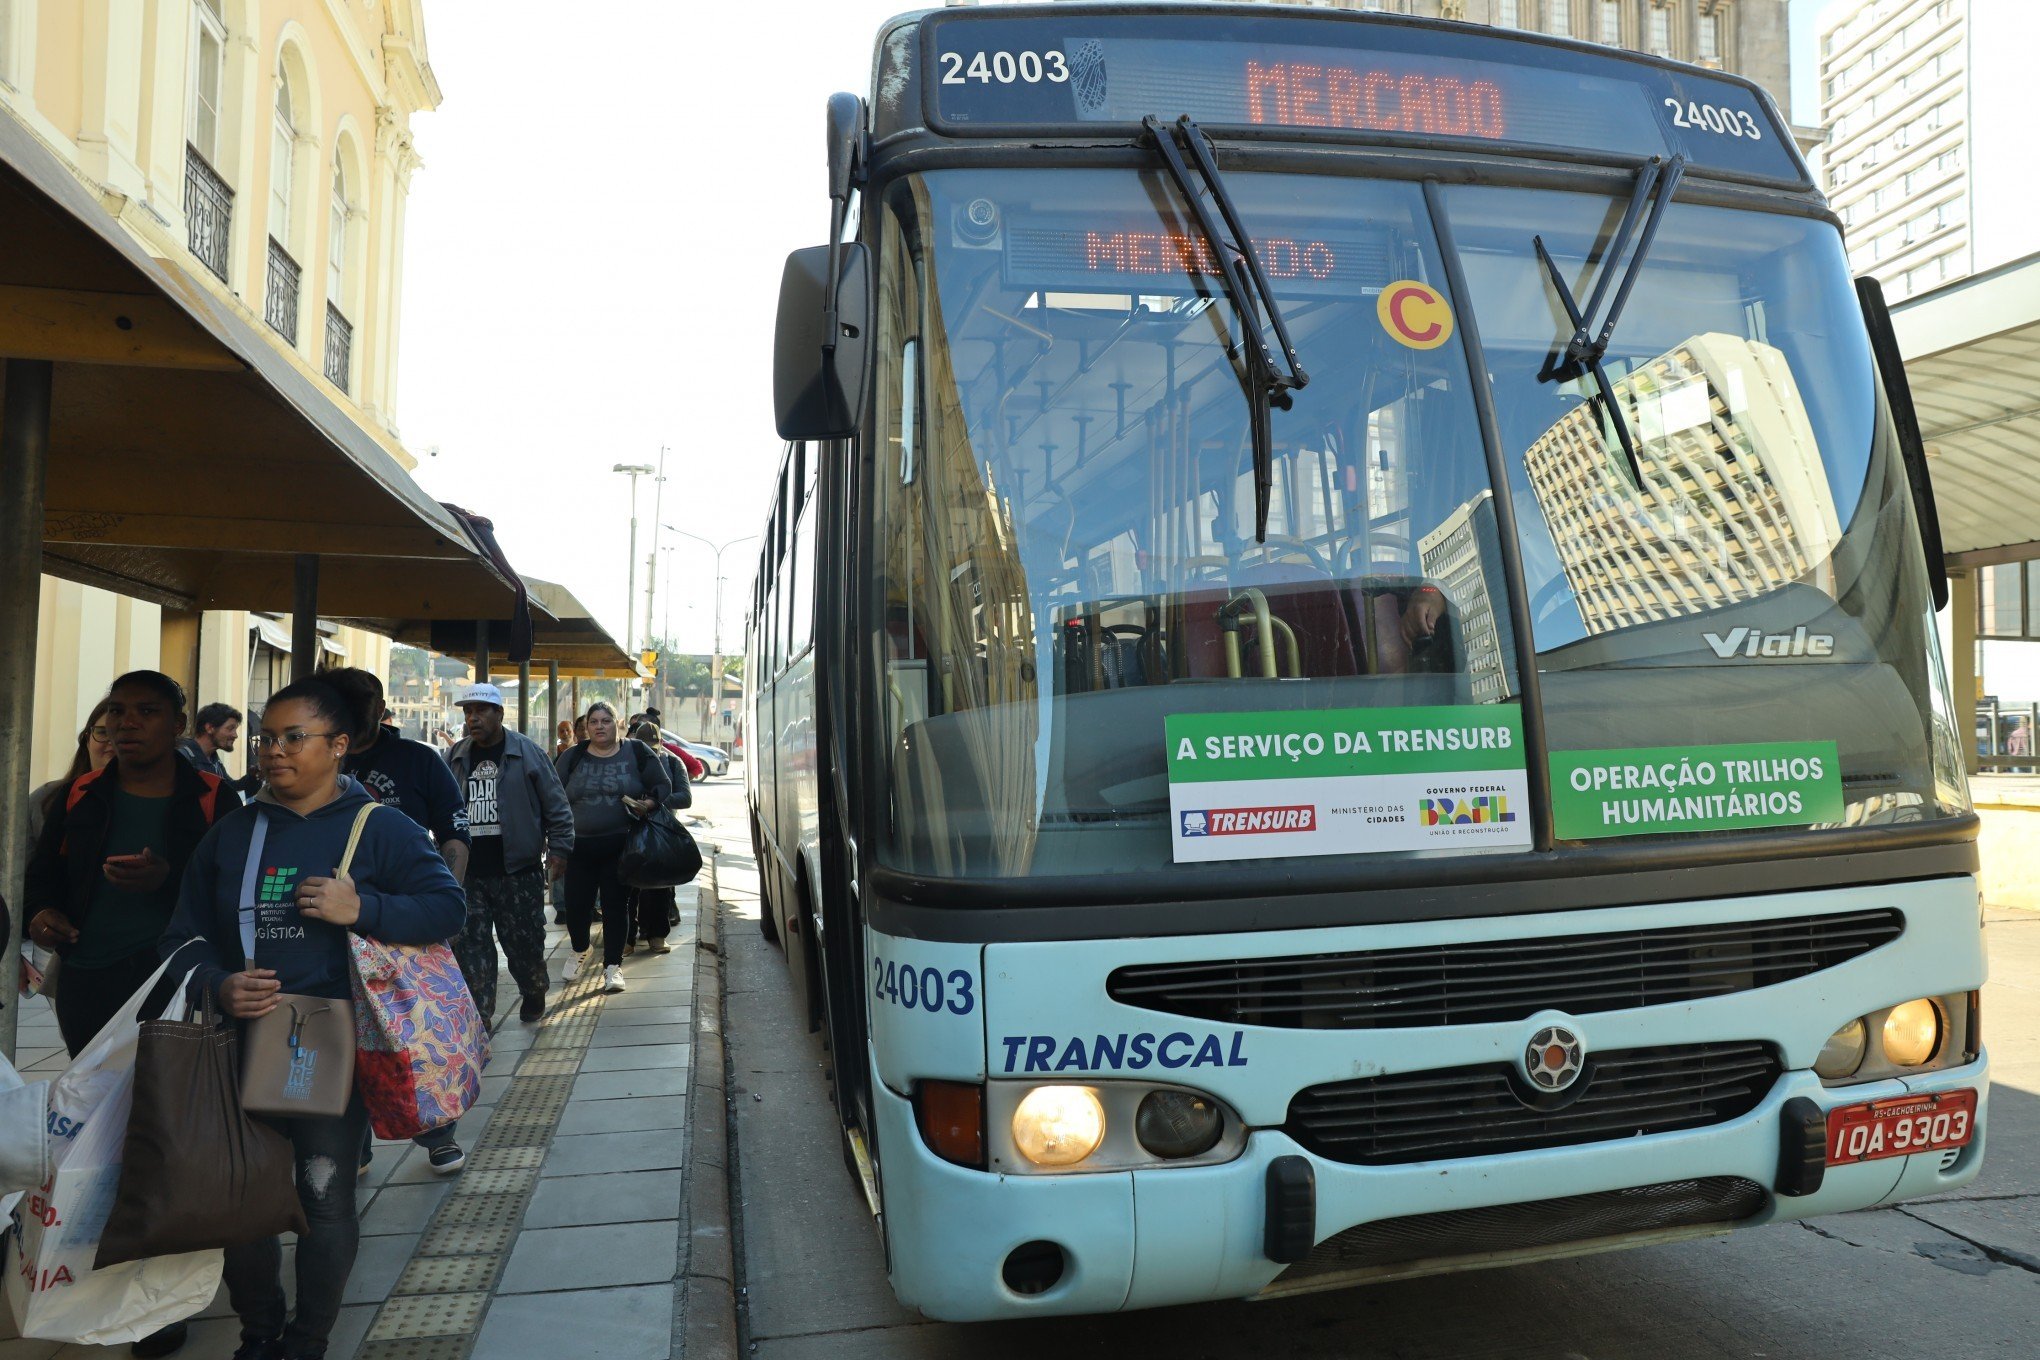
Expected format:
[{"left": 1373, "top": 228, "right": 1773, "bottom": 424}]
[{"left": 162, "top": 776, "right": 466, "bottom": 1004}]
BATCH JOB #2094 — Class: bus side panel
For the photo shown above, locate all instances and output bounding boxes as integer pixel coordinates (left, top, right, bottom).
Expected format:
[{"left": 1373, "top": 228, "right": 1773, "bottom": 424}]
[{"left": 867, "top": 929, "right": 986, "bottom": 1092}]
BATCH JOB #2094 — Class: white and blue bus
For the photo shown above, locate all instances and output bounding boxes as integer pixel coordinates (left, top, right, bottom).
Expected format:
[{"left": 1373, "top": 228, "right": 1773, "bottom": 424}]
[{"left": 748, "top": 2, "right": 1984, "bottom": 1322}]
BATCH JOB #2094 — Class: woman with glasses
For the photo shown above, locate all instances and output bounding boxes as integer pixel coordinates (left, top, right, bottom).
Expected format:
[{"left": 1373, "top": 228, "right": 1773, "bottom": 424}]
[{"left": 161, "top": 677, "right": 466, "bottom": 1360}]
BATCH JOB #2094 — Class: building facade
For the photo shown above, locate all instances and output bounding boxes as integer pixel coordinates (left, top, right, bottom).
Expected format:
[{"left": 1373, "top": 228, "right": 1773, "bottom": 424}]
[
  {"left": 1522, "top": 333, "right": 1840, "bottom": 636},
  {"left": 0, "top": 1, "right": 437, "bottom": 783},
  {"left": 1293, "top": 1, "right": 1792, "bottom": 111},
  {"left": 1816, "top": 0, "right": 2040, "bottom": 302}
]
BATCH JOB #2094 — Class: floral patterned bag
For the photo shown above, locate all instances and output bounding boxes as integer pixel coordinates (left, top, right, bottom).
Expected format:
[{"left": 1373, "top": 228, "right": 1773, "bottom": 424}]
[{"left": 337, "top": 805, "right": 489, "bottom": 1140}]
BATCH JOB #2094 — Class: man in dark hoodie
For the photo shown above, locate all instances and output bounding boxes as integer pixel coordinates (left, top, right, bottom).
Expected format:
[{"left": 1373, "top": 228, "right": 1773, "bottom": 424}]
[{"left": 161, "top": 678, "right": 465, "bottom": 1360}]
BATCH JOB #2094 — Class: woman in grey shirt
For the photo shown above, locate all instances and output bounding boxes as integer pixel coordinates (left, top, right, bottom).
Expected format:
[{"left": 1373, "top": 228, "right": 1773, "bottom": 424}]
[{"left": 554, "top": 702, "right": 671, "bottom": 992}]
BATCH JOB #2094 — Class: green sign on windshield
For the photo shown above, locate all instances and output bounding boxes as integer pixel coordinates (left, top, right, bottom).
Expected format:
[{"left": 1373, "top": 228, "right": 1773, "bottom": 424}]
[{"left": 1551, "top": 740, "right": 1843, "bottom": 840}]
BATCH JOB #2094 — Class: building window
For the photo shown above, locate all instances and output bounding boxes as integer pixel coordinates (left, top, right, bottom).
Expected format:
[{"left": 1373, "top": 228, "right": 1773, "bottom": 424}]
[
  {"left": 188, "top": 0, "right": 225, "bottom": 165},
  {"left": 1600, "top": 0, "right": 1621, "bottom": 43},
  {"left": 328, "top": 153, "right": 347, "bottom": 311},
  {"left": 1547, "top": 1, "right": 1573, "bottom": 36},
  {"left": 270, "top": 61, "right": 295, "bottom": 252},
  {"left": 1698, "top": 9, "right": 1722, "bottom": 64},
  {"left": 1649, "top": 2, "right": 1672, "bottom": 57},
  {"left": 1497, "top": 0, "right": 1521, "bottom": 26}
]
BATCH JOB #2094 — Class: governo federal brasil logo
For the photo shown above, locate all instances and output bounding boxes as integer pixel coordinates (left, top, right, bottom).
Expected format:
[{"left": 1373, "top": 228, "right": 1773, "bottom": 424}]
[{"left": 1419, "top": 794, "right": 1515, "bottom": 826}]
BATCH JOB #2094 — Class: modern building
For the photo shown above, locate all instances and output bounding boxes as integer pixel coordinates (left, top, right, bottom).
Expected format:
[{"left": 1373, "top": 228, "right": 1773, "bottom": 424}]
[
  {"left": 1521, "top": 332, "right": 1840, "bottom": 636},
  {"left": 1816, "top": 0, "right": 2040, "bottom": 300},
  {"left": 1419, "top": 491, "right": 1518, "bottom": 702},
  {"left": 0, "top": 1, "right": 440, "bottom": 784},
  {"left": 1293, "top": 1, "right": 1792, "bottom": 112}
]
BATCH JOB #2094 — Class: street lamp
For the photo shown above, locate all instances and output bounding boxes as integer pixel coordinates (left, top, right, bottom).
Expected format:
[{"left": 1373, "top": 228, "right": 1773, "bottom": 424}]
[
  {"left": 613, "top": 462, "right": 655, "bottom": 655},
  {"left": 665, "top": 525, "right": 759, "bottom": 739}
]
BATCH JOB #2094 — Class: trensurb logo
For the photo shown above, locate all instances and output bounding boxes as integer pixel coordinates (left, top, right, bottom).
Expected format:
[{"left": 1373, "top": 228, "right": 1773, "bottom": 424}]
[
  {"left": 1179, "top": 806, "right": 1316, "bottom": 837},
  {"left": 1421, "top": 795, "right": 1516, "bottom": 826}
]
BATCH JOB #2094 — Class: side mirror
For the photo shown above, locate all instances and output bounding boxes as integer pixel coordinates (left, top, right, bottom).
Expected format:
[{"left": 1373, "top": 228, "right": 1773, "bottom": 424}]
[
  {"left": 1855, "top": 276, "right": 1950, "bottom": 611},
  {"left": 774, "top": 243, "right": 873, "bottom": 441}
]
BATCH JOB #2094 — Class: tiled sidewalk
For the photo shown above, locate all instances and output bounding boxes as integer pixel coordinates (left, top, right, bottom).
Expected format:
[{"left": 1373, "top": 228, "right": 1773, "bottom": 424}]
[{"left": 0, "top": 890, "right": 697, "bottom": 1360}]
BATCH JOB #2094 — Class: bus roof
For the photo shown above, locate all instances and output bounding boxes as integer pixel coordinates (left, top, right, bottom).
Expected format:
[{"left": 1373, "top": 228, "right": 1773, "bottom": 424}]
[{"left": 869, "top": 3, "right": 1808, "bottom": 190}]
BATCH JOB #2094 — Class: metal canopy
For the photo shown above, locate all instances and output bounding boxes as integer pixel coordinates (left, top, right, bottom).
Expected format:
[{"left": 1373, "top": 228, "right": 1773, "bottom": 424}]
[
  {"left": 1894, "top": 251, "right": 2040, "bottom": 566},
  {"left": 0, "top": 106, "right": 522, "bottom": 616},
  {"left": 340, "top": 576, "right": 639, "bottom": 678}
]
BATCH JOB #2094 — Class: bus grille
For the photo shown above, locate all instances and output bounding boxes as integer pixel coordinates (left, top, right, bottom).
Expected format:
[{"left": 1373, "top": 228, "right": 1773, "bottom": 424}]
[
  {"left": 1285, "top": 1040, "right": 1779, "bottom": 1165},
  {"left": 1272, "top": 1176, "right": 1768, "bottom": 1288},
  {"left": 1107, "top": 909, "right": 1900, "bottom": 1029}
]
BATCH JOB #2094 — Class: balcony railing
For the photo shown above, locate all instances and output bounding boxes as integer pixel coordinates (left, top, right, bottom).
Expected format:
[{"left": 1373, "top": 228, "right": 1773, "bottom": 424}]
[
  {"left": 184, "top": 145, "right": 233, "bottom": 282},
  {"left": 265, "top": 237, "right": 301, "bottom": 344},
  {"left": 324, "top": 303, "right": 353, "bottom": 393}
]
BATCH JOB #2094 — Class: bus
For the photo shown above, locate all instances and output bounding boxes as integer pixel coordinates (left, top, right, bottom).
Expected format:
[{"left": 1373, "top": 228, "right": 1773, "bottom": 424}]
[{"left": 747, "top": 2, "right": 1984, "bottom": 1323}]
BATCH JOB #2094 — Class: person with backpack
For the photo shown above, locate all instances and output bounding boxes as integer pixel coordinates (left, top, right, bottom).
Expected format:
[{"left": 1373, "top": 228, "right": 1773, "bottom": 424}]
[
  {"left": 20, "top": 671, "right": 227, "bottom": 1360},
  {"left": 159, "top": 676, "right": 465, "bottom": 1360},
  {"left": 554, "top": 701, "right": 670, "bottom": 992},
  {"left": 24, "top": 672, "right": 227, "bottom": 1056}
]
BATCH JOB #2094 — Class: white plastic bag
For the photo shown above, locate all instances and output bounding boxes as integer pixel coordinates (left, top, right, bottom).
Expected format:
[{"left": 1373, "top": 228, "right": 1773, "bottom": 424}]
[
  {"left": 3, "top": 956, "right": 222, "bottom": 1344},
  {"left": 0, "top": 1047, "right": 50, "bottom": 1200}
]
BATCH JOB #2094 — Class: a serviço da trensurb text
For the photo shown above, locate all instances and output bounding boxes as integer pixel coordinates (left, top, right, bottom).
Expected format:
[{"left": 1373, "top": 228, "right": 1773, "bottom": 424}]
[{"left": 746, "top": 2, "right": 1983, "bottom": 1323}]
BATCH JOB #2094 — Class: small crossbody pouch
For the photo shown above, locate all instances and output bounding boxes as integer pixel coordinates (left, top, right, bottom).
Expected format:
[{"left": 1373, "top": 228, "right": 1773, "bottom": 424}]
[{"left": 239, "top": 808, "right": 357, "bottom": 1117}]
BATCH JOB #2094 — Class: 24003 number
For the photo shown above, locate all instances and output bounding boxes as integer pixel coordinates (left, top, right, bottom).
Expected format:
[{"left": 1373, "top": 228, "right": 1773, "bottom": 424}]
[
  {"left": 873, "top": 958, "right": 976, "bottom": 1016},
  {"left": 939, "top": 49, "right": 1070, "bottom": 86},
  {"left": 1664, "top": 97, "right": 1763, "bottom": 139}
]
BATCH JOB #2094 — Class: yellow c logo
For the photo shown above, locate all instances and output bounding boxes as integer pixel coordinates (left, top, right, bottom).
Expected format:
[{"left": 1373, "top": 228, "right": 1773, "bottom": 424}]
[{"left": 1377, "top": 280, "right": 1455, "bottom": 351}]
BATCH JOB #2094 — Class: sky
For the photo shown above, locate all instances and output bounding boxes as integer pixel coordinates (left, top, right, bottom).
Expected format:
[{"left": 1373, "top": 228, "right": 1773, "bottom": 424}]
[
  {"left": 394, "top": 0, "right": 1842, "bottom": 660},
  {"left": 397, "top": 0, "right": 917, "bottom": 657}
]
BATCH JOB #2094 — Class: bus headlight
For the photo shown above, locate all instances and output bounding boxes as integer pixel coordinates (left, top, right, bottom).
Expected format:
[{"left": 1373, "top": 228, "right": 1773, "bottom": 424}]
[
  {"left": 1881, "top": 999, "right": 1941, "bottom": 1067},
  {"left": 1135, "top": 1089, "right": 1224, "bottom": 1159},
  {"left": 1012, "top": 1086, "right": 1106, "bottom": 1167},
  {"left": 1814, "top": 1018, "right": 1868, "bottom": 1079}
]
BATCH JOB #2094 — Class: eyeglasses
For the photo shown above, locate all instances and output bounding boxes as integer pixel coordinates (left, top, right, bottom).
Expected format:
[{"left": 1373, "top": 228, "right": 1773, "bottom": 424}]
[
  {"left": 89, "top": 726, "right": 115, "bottom": 742},
  {"left": 253, "top": 729, "right": 340, "bottom": 754}
]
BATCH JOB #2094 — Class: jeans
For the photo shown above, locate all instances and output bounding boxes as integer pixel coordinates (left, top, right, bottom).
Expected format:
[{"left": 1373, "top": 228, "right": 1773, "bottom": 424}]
[
  {"left": 226, "top": 1091, "right": 370, "bottom": 1356},
  {"left": 632, "top": 886, "right": 675, "bottom": 943},
  {"left": 453, "top": 866, "right": 551, "bottom": 1018},
  {"left": 565, "top": 833, "right": 630, "bottom": 966}
]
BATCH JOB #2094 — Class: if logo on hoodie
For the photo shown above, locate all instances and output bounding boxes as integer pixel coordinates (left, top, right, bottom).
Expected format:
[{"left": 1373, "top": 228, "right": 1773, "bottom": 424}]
[
  {"left": 255, "top": 865, "right": 307, "bottom": 941},
  {"left": 257, "top": 866, "right": 299, "bottom": 903}
]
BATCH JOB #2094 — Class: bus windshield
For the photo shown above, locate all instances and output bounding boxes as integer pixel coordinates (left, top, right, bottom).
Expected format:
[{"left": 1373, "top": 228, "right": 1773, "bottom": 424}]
[{"left": 872, "top": 167, "right": 1967, "bottom": 881}]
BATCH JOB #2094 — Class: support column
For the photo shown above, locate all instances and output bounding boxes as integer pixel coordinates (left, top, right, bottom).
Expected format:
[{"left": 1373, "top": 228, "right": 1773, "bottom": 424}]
[
  {"left": 474, "top": 620, "right": 490, "bottom": 684},
  {"left": 290, "top": 554, "right": 320, "bottom": 681},
  {"left": 518, "top": 659, "right": 531, "bottom": 737},
  {"left": 0, "top": 360, "right": 53, "bottom": 1062},
  {"left": 1951, "top": 566, "right": 1979, "bottom": 776},
  {"left": 571, "top": 676, "right": 581, "bottom": 726},
  {"left": 548, "top": 660, "right": 560, "bottom": 747}
]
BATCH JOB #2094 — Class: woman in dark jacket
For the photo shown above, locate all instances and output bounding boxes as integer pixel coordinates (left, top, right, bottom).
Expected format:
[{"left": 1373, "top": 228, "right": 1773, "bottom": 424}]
[
  {"left": 553, "top": 701, "right": 669, "bottom": 993},
  {"left": 160, "top": 678, "right": 465, "bottom": 1360}
]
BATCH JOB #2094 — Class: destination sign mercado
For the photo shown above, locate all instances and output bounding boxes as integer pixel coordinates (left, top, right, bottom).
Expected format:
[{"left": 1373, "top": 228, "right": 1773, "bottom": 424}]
[
  {"left": 1002, "top": 217, "right": 1387, "bottom": 299},
  {"left": 917, "top": 9, "right": 1801, "bottom": 183}
]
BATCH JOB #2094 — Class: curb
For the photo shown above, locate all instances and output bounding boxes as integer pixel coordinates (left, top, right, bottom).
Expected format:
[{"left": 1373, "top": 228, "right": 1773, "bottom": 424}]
[{"left": 682, "top": 853, "right": 739, "bottom": 1360}]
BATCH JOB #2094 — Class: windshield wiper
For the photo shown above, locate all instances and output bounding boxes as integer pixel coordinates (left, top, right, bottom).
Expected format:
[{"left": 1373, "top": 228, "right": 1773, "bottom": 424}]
[
  {"left": 1142, "top": 114, "right": 1308, "bottom": 543},
  {"left": 1533, "top": 153, "right": 1686, "bottom": 487}
]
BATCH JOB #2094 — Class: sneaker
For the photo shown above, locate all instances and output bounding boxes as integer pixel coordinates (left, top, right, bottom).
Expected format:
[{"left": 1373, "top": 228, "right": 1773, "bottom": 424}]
[
  {"left": 428, "top": 1141, "right": 467, "bottom": 1175},
  {"left": 622, "top": 941, "right": 636, "bottom": 957},
  {"left": 130, "top": 1321, "right": 188, "bottom": 1357},
  {"left": 563, "top": 950, "right": 585, "bottom": 982},
  {"left": 229, "top": 1340, "right": 282, "bottom": 1360},
  {"left": 520, "top": 994, "right": 545, "bottom": 1023},
  {"left": 603, "top": 965, "right": 626, "bottom": 993},
  {"left": 648, "top": 937, "right": 672, "bottom": 955}
]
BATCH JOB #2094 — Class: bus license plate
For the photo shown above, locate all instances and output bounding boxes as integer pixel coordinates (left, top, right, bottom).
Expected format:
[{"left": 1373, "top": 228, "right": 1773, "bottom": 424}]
[{"left": 1825, "top": 1089, "right": 1977, "bottom": 1165}]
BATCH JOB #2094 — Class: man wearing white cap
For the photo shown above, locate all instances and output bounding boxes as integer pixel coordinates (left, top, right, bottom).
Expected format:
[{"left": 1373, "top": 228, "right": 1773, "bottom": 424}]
[{"left": 447, "top": 683, "right": 574, "bottom": 1024}]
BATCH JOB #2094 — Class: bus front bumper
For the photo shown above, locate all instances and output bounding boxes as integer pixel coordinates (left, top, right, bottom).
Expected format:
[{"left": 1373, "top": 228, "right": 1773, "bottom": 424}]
[{"left": 873, "top": 1056, "right": 1989, "bottom": 1322}]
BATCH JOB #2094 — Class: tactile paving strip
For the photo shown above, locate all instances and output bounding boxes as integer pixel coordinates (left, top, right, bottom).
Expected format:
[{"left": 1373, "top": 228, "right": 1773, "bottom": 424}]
[{"left": 353, "top": 931, "right": 618, "bottom": 1354}]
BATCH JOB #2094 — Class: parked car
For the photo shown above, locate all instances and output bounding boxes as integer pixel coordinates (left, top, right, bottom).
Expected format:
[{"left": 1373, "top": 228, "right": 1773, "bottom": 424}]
[
  {"left": 653, "top": 735, "right": 704, "bottom": 781},
  {"left": 667, "top": 733, "right": 730, "bottom": 778}
]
